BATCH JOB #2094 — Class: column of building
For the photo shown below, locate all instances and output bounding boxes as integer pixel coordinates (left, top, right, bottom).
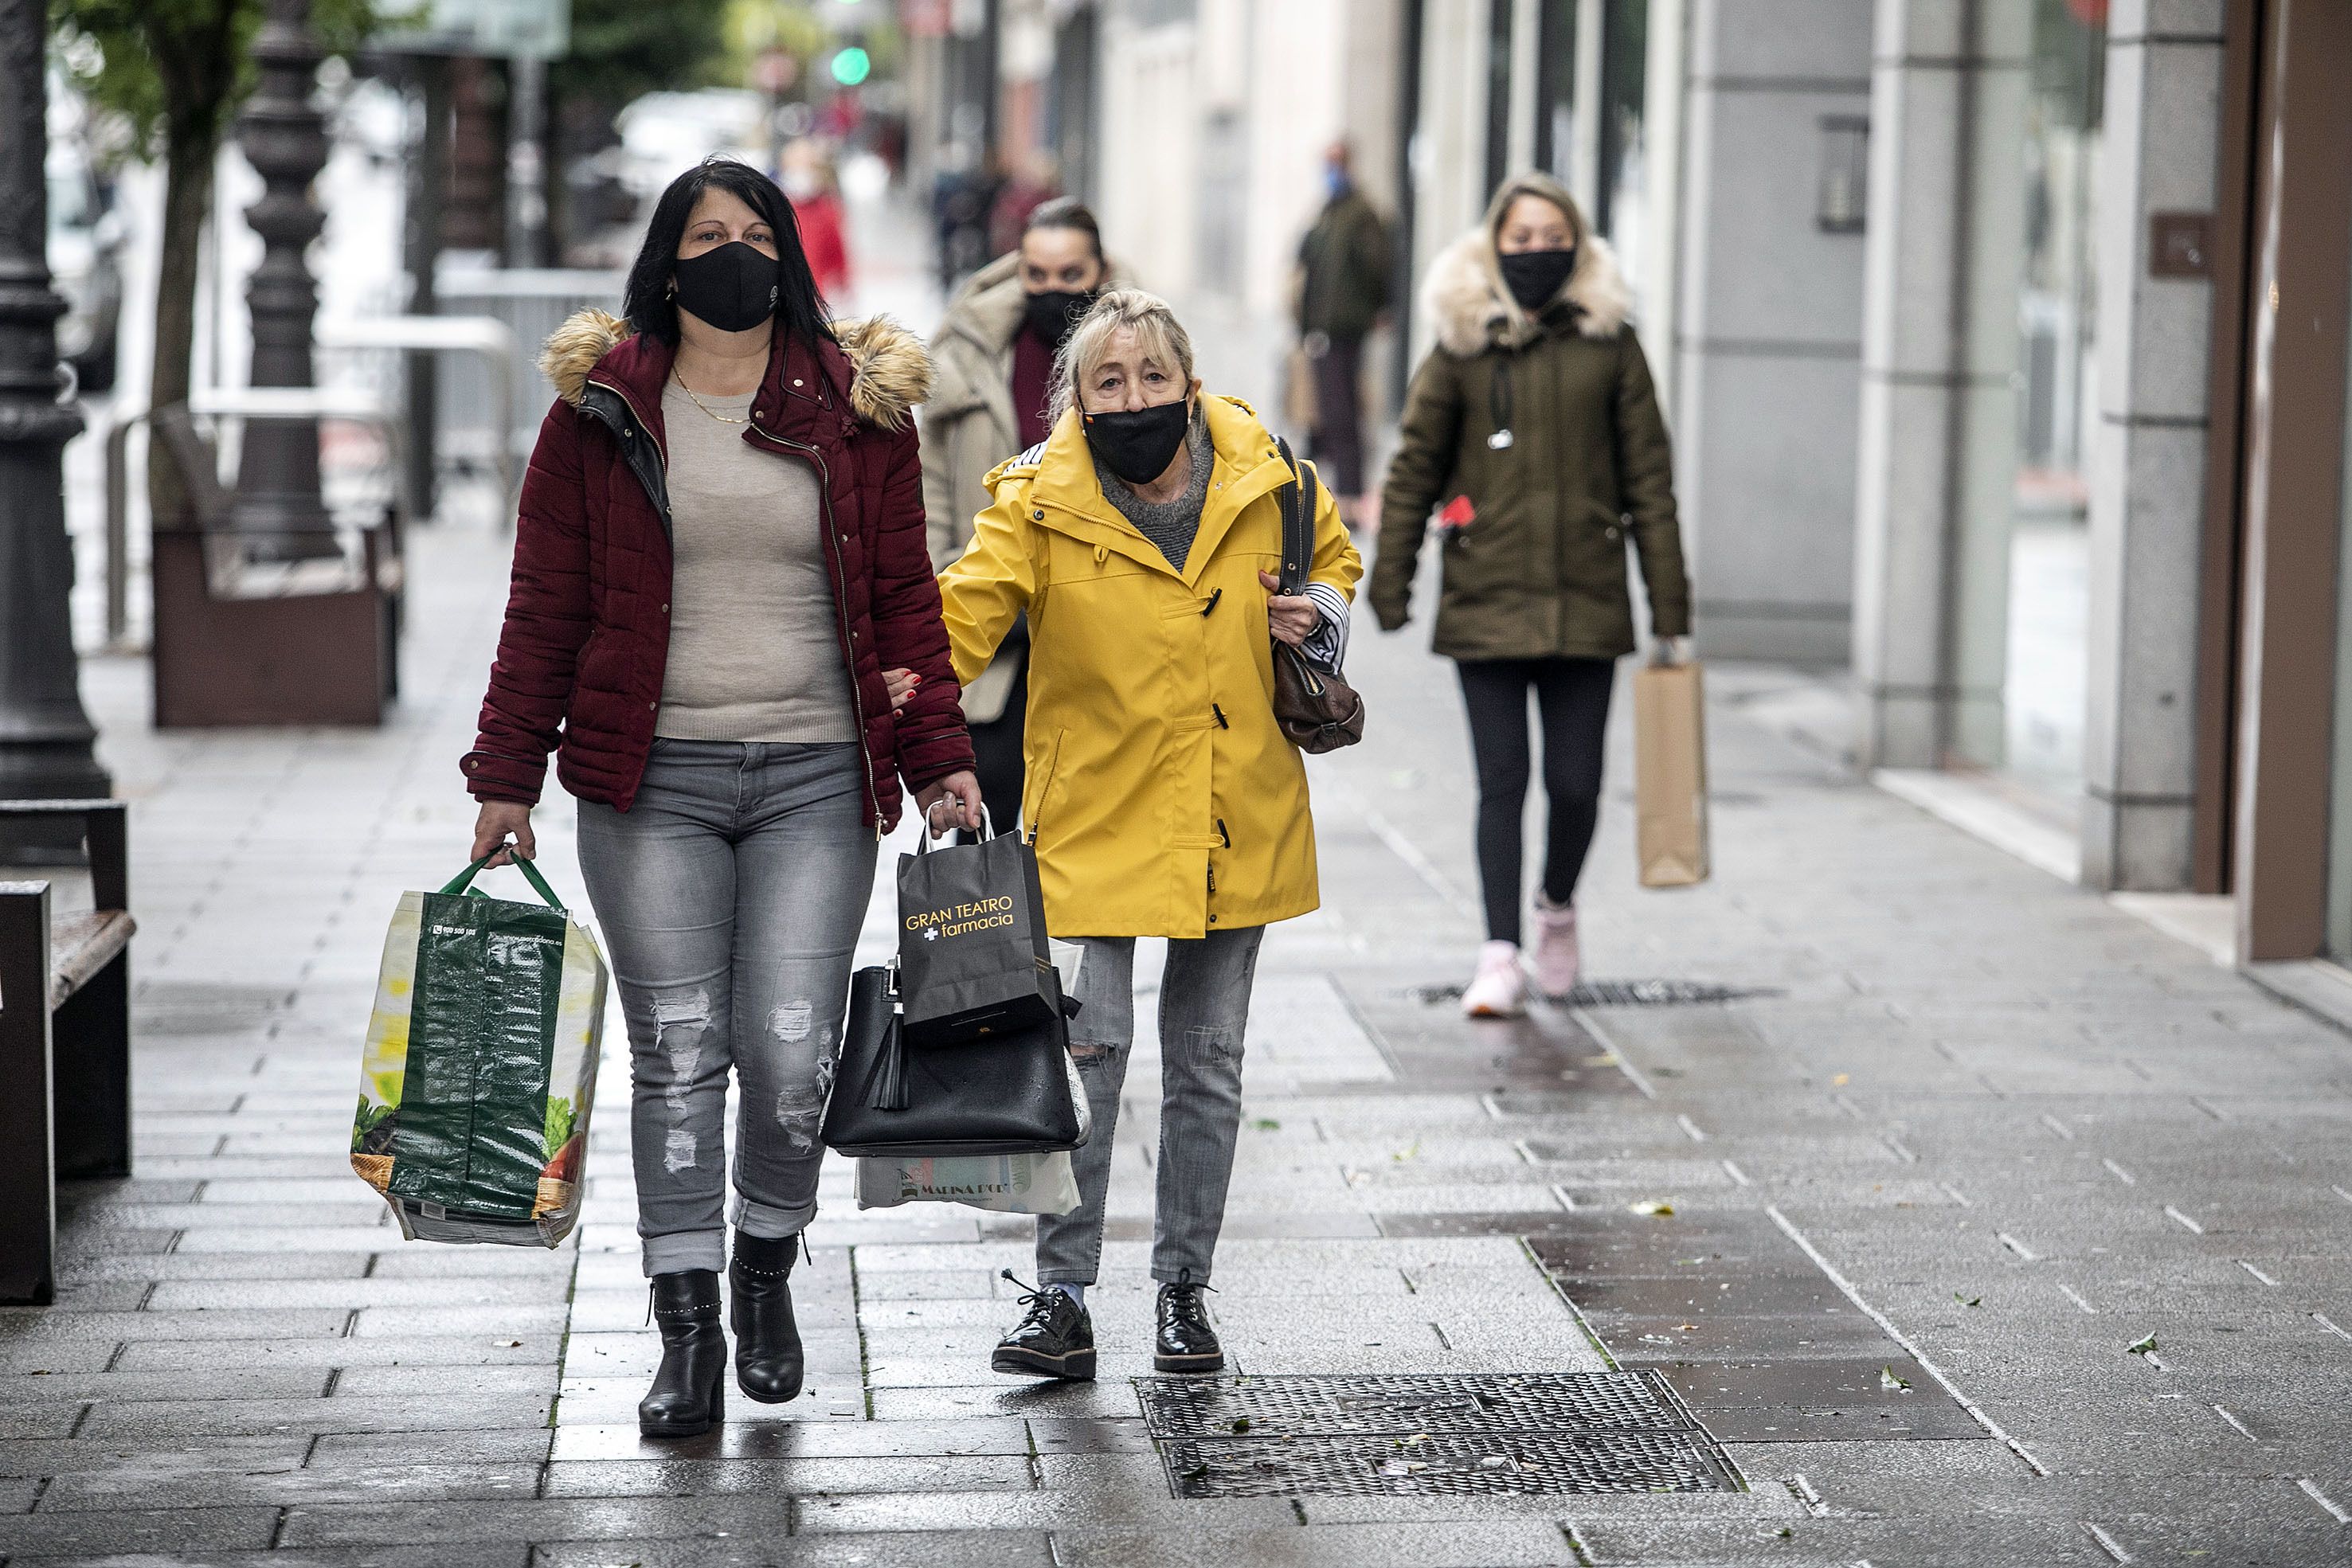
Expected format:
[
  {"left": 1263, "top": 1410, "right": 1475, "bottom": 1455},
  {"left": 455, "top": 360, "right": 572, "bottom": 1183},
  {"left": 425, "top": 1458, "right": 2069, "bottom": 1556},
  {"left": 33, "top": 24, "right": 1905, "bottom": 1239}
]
[
  {"left": 2079, "top": 0, "right": 2227, "bottom": 891},
  {"left": 1849, "top": 0, "right": 2032, "bottom": 770}
]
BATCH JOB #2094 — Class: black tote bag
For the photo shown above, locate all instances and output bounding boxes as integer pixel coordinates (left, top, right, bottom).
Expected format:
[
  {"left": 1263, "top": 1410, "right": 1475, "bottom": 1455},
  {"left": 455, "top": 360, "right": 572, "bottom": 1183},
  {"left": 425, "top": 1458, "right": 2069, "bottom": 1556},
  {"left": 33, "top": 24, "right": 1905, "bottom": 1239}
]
[
  {"left": 822, "top": 964, "right": 1085, "bottom": 1158},
  {"left": 897, "top": 813, "right": 1059, "bottom": 1046}
]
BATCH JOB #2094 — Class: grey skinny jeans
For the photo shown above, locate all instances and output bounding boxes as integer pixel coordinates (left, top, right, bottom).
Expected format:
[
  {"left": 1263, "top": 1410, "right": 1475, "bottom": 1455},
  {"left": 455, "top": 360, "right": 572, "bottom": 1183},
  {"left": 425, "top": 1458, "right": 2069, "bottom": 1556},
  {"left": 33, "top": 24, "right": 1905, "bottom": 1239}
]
[
  {"left": 1037, "top": 926, "right": 1266, "bottom": 1288},
  {"left": 576, "top": 739, "right": 876, "bottom": 1277}
]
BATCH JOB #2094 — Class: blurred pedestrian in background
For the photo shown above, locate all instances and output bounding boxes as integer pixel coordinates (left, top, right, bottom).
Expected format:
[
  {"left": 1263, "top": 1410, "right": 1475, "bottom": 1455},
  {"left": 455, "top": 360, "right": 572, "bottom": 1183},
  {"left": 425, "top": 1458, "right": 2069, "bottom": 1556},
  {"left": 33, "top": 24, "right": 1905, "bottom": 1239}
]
[
  {"left": 1292, "top": 140, "right": 1390, "bottom": 532},
  {"left": 922, "top": 199, "right": 1125, "bottom": 835},
  {"left": 1371, "top": 171, "right": 1689, "bottom": 1019},
  {"left": 463, "top": 158, "right": 980, "bottom": 1440},
  {"left": 936, "top": 290, "right": 1361, "bottom": 1382},
  {"left": 780, "top": 141, "right": 851, "bottom": 303},
  {"left": 989, "top": 151, "right": 1063, "bottom": 259},
  {"left": 932, "top": 143, "right": 1005, "bottom": 291}
]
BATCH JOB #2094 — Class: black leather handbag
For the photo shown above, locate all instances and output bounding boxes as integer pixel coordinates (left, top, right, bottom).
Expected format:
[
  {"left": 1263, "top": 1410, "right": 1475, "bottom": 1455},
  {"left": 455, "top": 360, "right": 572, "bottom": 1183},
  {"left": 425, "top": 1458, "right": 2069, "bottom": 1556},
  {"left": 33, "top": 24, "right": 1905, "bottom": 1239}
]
[{"left": 820, "top": 964, "right": 1086, "bottom": 1158}]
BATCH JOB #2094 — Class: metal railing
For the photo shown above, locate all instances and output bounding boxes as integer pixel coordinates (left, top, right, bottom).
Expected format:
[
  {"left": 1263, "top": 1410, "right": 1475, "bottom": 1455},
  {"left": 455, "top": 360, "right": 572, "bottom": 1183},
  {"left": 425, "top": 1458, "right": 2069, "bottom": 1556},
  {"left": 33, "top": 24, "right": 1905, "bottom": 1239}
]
[
  {"left": 434, "top": 264, "right": 624, "bottom": 475},
  {"left": 100, "top": 388, "right": 405, "bottom": 651},
  {"left": 316, "top": 314, "right": 520, "bottom": 507}
]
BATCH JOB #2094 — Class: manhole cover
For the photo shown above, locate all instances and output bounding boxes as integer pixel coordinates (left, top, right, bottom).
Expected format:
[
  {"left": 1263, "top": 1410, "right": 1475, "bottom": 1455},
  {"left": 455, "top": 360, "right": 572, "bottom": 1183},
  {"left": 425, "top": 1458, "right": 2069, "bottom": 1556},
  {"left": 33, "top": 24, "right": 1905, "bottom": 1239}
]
[{"left": 1135, "top": 1373, "right": 1740, "bottom": 1499}]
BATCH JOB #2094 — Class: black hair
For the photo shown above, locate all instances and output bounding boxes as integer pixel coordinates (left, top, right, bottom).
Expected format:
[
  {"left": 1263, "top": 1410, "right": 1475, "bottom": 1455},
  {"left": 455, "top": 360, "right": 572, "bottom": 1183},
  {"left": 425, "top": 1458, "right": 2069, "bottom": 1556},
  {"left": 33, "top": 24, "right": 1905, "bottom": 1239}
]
[
  {"left": 622, "top": 158, "right": 835, "bottom": 348},
  {"left": 1023, "top": 197, "right": 1105, "bottom": 262}
]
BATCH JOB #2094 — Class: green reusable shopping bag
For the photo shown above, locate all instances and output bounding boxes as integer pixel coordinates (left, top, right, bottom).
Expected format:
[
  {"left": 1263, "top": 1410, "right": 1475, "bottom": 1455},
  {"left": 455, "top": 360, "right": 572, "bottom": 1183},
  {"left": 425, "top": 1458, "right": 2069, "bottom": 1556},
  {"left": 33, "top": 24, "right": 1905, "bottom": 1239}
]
[{"left": 350, "top": 854, "right": 607, "bottom": 1247}]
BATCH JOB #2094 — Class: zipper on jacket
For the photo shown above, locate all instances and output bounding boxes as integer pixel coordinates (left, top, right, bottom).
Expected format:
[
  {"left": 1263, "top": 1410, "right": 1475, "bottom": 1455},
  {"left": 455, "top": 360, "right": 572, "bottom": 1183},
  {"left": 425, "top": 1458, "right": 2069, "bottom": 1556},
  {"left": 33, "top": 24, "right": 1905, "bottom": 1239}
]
[
  {"left": 585, "top": 376, "right": 675, "bottom": 536},
  {"left": 751, "top": 427, "right": 885, "bottom": 837},
  {"left": 1025, "top": 728, "right": 1068, "bottom": 846}
]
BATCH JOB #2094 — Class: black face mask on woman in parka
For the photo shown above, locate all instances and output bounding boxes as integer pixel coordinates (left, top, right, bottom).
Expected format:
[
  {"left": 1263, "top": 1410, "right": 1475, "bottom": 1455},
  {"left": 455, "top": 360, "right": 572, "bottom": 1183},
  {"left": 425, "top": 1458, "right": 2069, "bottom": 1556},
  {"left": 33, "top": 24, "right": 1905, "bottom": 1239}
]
[
  {"left": 1498, "top": 247, "right": 1578, "bottom": 314},
  {"left": 671, "top": 241, "right": 783, "bottom": 333},
  {"left": 1023, "top": 288, "right": 1098, "bottom": 347}
]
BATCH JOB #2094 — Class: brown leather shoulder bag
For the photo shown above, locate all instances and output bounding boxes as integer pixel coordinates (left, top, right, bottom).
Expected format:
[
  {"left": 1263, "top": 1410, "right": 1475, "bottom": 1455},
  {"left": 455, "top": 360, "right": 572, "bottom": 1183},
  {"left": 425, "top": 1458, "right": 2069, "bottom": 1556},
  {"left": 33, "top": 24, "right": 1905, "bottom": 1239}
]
[{"left": 1270, "top": 437, "right": 1366, "bottom": 753}]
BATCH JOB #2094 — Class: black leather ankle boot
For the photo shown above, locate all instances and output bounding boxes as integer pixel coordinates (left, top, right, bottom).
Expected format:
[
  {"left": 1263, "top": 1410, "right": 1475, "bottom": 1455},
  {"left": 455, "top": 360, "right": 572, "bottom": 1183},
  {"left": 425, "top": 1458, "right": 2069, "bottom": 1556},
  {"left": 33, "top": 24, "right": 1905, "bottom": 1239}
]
[
  {"left": 730, "top": 1232, "right": 804, "bottom": 1404},
  {"left": 639, "top": 1269, "right": 726, "bottom": 1438}
]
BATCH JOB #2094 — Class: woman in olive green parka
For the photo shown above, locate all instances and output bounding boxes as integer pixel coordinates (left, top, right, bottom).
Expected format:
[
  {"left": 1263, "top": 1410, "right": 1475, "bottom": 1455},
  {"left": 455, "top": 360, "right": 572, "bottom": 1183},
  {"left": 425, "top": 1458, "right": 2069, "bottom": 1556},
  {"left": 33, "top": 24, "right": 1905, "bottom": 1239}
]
[{"left": 1373, "top": 171, "right": 1690, "bottom": 1019}]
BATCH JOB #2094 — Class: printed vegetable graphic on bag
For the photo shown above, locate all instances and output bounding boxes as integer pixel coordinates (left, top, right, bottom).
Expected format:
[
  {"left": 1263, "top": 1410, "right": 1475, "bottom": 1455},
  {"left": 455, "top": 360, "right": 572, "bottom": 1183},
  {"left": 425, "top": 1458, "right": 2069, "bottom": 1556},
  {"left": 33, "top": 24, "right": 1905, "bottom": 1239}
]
[{"left": 350, "top": 854, "right": 607, "bottom": 1247}]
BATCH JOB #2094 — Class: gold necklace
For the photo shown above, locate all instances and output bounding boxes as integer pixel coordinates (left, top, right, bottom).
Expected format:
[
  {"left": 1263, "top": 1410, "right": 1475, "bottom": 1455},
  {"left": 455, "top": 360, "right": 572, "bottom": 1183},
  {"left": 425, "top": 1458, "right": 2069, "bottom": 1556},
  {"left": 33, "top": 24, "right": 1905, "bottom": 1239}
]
[{"left": 673, "top": 367, "right": 750, "bottom": 424}]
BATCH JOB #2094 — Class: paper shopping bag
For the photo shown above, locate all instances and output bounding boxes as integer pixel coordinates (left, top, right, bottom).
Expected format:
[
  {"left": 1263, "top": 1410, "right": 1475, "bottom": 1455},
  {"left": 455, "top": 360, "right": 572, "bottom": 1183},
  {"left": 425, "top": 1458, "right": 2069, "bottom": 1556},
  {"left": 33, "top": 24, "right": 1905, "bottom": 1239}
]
[
  {"left": 897, "top": 819, "right": 1058, "bottom": 1046},
  {"left": 1633, "top": 660, "right": 1711, "bottom": 888},
  {"left": 351, "top": 854, "right": 607, "bottom": 1246}
]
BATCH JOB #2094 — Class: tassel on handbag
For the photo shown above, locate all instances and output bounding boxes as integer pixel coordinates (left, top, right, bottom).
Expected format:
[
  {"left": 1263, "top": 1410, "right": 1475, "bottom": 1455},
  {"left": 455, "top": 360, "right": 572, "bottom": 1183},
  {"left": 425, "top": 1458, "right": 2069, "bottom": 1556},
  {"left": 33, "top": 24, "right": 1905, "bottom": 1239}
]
[{"left": 870, "top": 1003, "right": 910, "bottom": 1112}]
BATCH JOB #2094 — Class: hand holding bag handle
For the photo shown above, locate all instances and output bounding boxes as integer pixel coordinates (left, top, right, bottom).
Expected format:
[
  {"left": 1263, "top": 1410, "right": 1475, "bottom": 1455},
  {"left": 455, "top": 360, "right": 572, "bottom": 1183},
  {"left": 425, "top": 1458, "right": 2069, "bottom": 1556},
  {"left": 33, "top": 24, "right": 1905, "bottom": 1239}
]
[{"left": 1269, "top": 436, "right": 1367, "bottom": 753}]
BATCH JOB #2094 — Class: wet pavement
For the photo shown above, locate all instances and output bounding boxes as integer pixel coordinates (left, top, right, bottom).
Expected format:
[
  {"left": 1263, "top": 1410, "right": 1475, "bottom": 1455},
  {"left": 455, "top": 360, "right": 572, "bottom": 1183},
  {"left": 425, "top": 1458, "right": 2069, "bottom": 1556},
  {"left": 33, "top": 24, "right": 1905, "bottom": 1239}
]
[{"left": 6, "top": 518, "right": 2352, "bottom": 1564}]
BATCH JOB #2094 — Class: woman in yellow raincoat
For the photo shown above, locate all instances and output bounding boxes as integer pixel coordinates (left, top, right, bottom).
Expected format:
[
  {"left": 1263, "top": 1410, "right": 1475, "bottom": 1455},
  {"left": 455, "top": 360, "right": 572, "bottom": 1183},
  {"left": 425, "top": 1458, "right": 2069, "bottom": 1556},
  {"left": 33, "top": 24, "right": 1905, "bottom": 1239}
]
[{"left": 934, "top": 288, "right": 1360, "bottom": 1383}]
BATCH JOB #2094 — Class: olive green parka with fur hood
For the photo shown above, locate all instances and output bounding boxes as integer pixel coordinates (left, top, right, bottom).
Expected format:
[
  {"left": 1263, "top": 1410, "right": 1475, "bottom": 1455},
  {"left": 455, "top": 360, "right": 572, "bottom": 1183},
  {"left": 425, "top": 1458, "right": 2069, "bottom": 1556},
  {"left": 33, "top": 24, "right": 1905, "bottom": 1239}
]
[{"left": 1371, "top": 173, "right": 1689, "bottom": 661}]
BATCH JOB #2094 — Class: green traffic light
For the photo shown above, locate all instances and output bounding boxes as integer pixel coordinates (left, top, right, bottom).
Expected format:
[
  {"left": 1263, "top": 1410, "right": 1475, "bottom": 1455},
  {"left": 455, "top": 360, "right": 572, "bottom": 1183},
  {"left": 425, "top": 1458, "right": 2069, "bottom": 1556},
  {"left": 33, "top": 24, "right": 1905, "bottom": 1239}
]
[{"left": 831, "top": 46, "right": 871, "bottom": 86}]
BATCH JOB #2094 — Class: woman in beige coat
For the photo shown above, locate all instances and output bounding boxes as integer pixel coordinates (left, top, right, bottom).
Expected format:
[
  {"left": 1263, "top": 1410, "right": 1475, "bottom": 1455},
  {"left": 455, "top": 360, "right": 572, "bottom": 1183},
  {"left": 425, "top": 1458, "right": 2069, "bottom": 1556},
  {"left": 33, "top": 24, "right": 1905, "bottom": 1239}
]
[{"left": 920, "top": 200, "right": 1125, "bottom": 833}]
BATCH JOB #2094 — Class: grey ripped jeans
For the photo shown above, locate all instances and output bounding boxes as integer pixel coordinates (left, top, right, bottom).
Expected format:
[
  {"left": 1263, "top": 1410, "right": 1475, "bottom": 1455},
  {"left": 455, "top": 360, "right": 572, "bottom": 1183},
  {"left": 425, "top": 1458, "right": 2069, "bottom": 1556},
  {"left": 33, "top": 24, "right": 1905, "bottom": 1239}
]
[
  {"left": 576, "top": 739, "right": 877, "bottom": 1277},
  {"left": 1037, "top": 926, "right": 1266, "bottom": 1288}
]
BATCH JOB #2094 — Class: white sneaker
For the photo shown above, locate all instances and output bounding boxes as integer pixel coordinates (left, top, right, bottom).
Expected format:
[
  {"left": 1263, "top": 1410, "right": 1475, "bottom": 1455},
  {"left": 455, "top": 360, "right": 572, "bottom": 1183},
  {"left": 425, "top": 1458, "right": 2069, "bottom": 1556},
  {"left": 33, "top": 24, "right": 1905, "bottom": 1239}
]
[
  {"left": 1461, "top": 940, "right": 1527, "bottom": 1019},
  {"left": 1529, "top": 896, "right": 1580, "bottom": 999}
]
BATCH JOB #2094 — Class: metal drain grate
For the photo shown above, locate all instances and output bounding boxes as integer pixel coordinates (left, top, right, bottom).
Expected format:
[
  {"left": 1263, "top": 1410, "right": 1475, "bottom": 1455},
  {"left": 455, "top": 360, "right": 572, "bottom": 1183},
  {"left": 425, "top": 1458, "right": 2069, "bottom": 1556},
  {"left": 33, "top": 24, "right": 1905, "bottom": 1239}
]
[
  {"left": 1136, "top": 1371, "right": 1682, "bottom": 1437},
  {"left": 1568, "top": 979, "right": 1769, "bottom": 1007},
  {"left": 1135, "top": 1372, "right": 1741, "bottom": 1499},
  {"left": 1160, "top": 1430, "right": 1738, "bottom": 1498},
  {"left": 1414, "top": 979, "right": 1771, "bottom": 1007}
]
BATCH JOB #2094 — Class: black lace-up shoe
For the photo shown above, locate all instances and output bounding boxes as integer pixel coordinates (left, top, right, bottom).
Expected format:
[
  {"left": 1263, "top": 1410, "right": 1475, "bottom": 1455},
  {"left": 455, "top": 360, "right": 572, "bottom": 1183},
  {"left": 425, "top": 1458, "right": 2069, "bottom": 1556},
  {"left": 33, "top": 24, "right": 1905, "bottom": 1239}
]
[
  {"left": 991, "top": 1271, "right": 1096, "bottom": 1380},
  {"left": 1155, "top": 1276, "right": 1223, "bottom": 1373}
]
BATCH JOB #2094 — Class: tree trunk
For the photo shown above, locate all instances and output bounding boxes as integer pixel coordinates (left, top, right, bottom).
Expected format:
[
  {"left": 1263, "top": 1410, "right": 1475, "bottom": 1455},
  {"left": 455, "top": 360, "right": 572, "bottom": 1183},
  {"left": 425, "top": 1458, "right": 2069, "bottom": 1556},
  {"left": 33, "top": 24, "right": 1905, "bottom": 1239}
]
[{"left": 146, "top": 126, "right": 218, "bottom": 527}]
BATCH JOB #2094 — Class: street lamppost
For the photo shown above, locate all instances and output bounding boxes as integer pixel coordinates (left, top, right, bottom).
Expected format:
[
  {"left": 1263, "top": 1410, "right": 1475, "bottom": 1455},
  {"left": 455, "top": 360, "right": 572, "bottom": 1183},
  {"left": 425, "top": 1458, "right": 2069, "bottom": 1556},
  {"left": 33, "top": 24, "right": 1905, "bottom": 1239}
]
[
  {"left": 231, "top": 0, "right": 338, "bottom": 557},
  {"left": 0, "top": 0, "right": 110, "bottom": 811}
]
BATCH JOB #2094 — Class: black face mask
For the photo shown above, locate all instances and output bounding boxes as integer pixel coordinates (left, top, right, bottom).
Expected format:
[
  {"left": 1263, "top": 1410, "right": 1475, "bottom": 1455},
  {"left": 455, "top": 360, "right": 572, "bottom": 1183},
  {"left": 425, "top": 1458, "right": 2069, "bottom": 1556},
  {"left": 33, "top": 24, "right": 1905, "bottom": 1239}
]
[
  {"left": 1499, "top": 247, "right": 1577, "bottom": 312},
  {"left": 1023, "top": 288, "right": 1095, "bottom": 346},
  {"left": 1083, "top": 398, "right": 1192, "bottom": 486},
  {"left": 671, "top": 241, "right": 782, "bottom": 333}
]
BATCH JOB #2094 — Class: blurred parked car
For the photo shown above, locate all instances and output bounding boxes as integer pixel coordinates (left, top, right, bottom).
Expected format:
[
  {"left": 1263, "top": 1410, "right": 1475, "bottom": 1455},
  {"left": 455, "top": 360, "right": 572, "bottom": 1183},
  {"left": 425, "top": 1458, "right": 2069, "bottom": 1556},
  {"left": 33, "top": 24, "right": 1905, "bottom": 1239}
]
[
  {"left": 613, "top": 90, "right": 767, "bottom": 204},
  {"left": 48, "top": 139, "right": 123, "bottom": 394}
]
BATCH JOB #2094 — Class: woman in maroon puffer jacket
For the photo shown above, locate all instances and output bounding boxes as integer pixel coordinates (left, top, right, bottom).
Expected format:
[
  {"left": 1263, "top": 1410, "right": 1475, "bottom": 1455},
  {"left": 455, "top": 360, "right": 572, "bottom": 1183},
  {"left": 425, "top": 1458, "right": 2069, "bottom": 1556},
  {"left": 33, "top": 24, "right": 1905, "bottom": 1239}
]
[{"left": 462, "top": 158, "right": 979, "bottom": 1440}]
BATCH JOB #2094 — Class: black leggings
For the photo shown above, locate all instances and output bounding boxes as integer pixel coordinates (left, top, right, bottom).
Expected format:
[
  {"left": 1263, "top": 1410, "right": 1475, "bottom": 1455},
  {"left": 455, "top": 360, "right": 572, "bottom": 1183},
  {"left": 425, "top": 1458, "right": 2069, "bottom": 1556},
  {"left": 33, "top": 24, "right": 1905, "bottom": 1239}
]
[{"left": 1455, "top": 657, "right": 1616, "bottom": 944}]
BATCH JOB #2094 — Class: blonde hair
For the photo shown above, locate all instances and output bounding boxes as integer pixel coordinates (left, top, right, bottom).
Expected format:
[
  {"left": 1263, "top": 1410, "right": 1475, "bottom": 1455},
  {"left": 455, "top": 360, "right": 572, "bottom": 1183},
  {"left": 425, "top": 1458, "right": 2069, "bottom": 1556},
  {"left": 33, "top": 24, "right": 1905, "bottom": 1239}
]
[{"left": 1050, "top": 288, "right": 1197, "bottom": 417}]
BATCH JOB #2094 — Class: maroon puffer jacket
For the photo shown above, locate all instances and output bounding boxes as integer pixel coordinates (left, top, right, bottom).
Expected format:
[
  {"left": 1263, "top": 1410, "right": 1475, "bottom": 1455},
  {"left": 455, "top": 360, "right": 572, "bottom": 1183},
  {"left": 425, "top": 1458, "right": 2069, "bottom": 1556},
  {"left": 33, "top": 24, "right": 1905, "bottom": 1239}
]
[{"left": 461, "top": 309, "right": 974, "bottom": 827}]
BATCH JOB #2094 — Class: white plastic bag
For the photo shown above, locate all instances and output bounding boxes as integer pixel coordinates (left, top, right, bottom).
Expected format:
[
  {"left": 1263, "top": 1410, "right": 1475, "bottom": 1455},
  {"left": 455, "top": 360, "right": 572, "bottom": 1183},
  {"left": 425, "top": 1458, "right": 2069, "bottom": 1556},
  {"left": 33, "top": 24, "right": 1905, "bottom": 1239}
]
[{"left": 855, "top": 1152, "right": 1082, "bottom": 1214}]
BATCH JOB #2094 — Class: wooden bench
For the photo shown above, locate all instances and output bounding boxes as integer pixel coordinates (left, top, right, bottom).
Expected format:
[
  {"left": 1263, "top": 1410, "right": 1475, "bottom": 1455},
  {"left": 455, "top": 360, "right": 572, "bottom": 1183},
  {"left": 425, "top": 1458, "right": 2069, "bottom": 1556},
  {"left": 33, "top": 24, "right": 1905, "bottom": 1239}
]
[{"left": 0, "top": 800, "right": 135, "bottom": 1305}]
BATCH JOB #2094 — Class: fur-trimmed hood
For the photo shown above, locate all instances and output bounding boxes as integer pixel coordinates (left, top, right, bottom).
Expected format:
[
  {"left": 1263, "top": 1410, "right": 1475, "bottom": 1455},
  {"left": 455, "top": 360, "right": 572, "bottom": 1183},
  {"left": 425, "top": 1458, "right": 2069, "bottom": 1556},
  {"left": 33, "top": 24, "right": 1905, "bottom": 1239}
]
[
  {"left": 538, "top": 307, "right": 932, "bottom": 431},
  {"left": 1423, "top": 171, "right": 1634, "bottom": 357}
]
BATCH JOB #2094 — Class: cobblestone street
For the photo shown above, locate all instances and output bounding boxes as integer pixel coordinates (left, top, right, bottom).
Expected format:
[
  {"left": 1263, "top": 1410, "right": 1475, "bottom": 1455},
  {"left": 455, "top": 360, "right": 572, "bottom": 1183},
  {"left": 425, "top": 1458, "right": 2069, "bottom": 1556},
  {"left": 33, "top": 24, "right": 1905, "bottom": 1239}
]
[{"left": 7, "top": 517, "right": 2352, "bottom": 1565}]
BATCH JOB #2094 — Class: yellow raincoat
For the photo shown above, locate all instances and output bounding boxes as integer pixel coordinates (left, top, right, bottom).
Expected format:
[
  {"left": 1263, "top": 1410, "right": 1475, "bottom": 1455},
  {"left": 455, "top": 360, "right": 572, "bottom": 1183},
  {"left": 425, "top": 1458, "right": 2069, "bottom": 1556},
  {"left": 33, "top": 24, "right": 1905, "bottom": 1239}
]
[{"left": 938, "top": 395, "right": 1363, "bottom": 939}]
